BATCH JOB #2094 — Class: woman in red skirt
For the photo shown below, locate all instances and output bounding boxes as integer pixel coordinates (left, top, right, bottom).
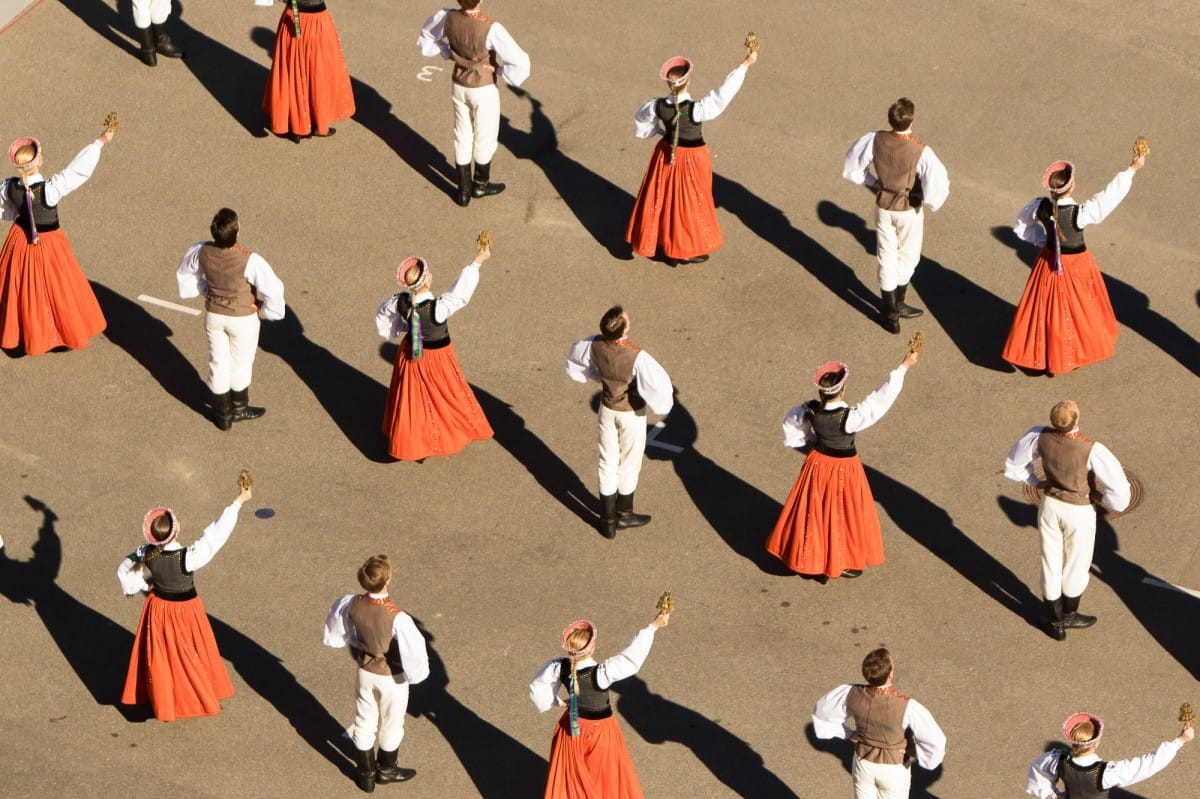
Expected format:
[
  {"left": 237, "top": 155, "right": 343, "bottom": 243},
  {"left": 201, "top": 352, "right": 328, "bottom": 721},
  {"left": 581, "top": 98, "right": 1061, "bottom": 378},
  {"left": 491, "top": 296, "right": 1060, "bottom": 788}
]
[
  {"left": 0, "top": 126, "right": 114, "bottom": 355},
  {"left": 529, "top": 612, "right": 670, "bottom": 799},
  {"left": 626, "top": 50, "right": 757, "bottom": 267},
  {"left": 376, "top": 242, "right": 493, "bottom": 461},
  {"left": 1002, "top": 152, "right": 1145, "bottom": 374},
  {"left": 262, "top": 0, "right": 356, "bottom": 140},
  {"left": 117, "top": 484, "right": 251, "bottom": 722},
  {"left": 766, "top": 350, "right": 918, "bottom": 581}
]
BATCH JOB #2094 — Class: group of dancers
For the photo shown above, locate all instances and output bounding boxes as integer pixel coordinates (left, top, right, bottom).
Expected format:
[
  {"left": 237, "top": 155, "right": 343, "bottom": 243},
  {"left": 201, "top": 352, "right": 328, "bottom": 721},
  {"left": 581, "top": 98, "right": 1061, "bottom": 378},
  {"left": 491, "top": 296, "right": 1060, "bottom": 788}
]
[{"left": 1, "top": 1, "right": 1188, "bottom": 797}]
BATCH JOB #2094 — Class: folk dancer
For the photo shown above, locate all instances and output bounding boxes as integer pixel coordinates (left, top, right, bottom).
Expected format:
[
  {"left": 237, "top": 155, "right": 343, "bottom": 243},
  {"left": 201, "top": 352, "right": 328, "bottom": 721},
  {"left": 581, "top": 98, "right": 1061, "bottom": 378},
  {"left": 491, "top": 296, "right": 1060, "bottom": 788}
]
[
  {"left": 843, "top": 98, "right": 949, "bottom": 333},
  {"left": 565, "top": 306, "right": 674, "bottom": 538},
  {"left": 262, "top": 0, "right": 356, "bottom": 140}
]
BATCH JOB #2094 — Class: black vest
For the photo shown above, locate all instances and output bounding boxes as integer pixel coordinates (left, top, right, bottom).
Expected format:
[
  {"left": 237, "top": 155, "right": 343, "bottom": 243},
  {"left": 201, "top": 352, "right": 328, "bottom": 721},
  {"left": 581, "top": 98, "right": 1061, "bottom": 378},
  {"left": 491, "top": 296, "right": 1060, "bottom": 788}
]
[
  {"left": 295, "top": 0, "right": 327, "bottom": 10},
  {"left": 1037, "top": 199, "right": 1087, "bottom": 254},
  {"left": 807, "top": 403, "right": 856, "bottom": 456},
  {"left": 559, "top": 661, "right": 613, "bottom": 719},
  {"left": 144, "top": 549, "right": 197, "bottom": 601},
  {"left": 397, "top": 295, "right": 451, "bottom": 349},
  {"left": 655, "top": 99, "right": 704, "bottom": 147},
  {"left": 5, "top": 180, "right": 61, "bottom": 232},
  {"left": 1058, "top": 755, "right": 1108, "bottom": 798}
]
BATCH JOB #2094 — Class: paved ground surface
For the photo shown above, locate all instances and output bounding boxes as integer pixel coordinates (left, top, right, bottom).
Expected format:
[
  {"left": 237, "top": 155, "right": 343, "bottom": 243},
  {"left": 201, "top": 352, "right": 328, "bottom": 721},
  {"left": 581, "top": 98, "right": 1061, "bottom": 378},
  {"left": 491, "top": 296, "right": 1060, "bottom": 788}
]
[{"left": 2, "top": 2, "right": 1199, "bottom": 797}]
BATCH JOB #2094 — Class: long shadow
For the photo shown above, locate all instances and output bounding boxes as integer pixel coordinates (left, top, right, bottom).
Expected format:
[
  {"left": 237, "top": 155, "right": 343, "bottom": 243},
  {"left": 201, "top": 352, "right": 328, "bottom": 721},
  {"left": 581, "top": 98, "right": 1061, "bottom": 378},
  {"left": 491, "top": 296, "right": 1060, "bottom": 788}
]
[
  {"left": 172, "top": 2, "right": 271, "bottom": 137},
  {"left": 998, "top": 495, "right": 1200, "bottom": 679},
  {"left": 818, "top": 202, "right": 1015, "bottom": 370},
  {"left": 91, "top": 281, "right": 209, "bottom": 418},
  {"left": 500, "top": 86, "right": 636, "bottom": 259},
  {"left": 715, "top": 179, "right": 879, "bottom": 322},
  {"left": 864, "top": 466, "right": 1042, "bottom": 630},
  {"left": 55, "top": 0, "right": 138, "bottom": 57},
  {"left": 804, "top": 721, "right": 944, "bottom": 798},
  {"left": 470, "top": 383, "right": 597, "bottom": 528},
  {"left": 612, "top": 675, "right": 799, "bottom": 798},
  {"left": 0, "top": 496, "right": 150, "bottom": 721},
  {"left": 991, "top": 226, "right": 1200, "bottom": 378},
  {"left": 406, "top": 616, "right": 546, "bottom": 798},
  {"left": 247, "top": 26, "right": 457, "bottom": 194},
  {"left": 209, "top": 616, "right": 354, "bottom": 778},
  {"left": 258, "top": 304, "right": 391, "bottom": 461},
  {"left": 645, "top": 395, "right": 793, "bottom": 575}
]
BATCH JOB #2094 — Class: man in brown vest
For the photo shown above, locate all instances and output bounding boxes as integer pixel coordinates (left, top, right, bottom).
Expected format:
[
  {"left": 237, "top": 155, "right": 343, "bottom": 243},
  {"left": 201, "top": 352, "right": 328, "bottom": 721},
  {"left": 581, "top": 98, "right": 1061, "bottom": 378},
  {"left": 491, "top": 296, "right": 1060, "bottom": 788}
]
[
  {"left": 813, "top": 648, "right": 946, "bottom": 798},
  {"left": 177, "top": 208, "right": 286, "bottom": 430},
  {"left": 843, "top": 98, "right": 950, "bottom": 334},
  {"left": 1005, "top": 400, "right": 1130, "bottom": 640},
  {"left": 418, "top": 0, "right": 531, "bottom": 207},
  {"left": 565, "top": 306, "right": 674, "bottom": 538},
  {"left": 324, "top": 554, "right": 430, "bottom": 792}
]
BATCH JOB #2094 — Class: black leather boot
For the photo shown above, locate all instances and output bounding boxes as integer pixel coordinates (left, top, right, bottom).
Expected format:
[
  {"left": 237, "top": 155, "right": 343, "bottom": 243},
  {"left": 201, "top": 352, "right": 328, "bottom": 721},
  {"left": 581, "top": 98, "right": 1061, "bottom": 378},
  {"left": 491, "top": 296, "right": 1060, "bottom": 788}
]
[
  {"left": 135, "top": 25, "right": 157, "bottom": 66},
  {"left": 894, "top": 283, "right": 924, "bottom": 318},
  {"left": 454, "top": 164, "right": 472, "bottom": 207},
  {"left": 210, "top": 391, "right": 232, "bottom": 431},
  {"left": 880, "top": 290, "right": 901, "bottom": 334},
  {"left": 616, "top": 492, "right": 651, "bottom": 529},
  {"left": 353, "top": 748, "right": 377, "bottom": 793},
  {"left": 230, "top": 387, "right": 266, "bottom": 422},
  {"left": 1061, "top": 595, "right": 1097, "bottom": 629},
  {"left": 599, "top": 493, "right": 618, "bottom": 539},
  {"left": 376, "top": 748, "right": 417, "bottom": 784},
  {"left": 471, "top": 161, "right": 506, "bottom": 198},
  {"left": 1043, "top": 598, "right": 1067, "bottom": 641},
  {"left": 151, "top": 23, "right": 184, "bottom": 58}
]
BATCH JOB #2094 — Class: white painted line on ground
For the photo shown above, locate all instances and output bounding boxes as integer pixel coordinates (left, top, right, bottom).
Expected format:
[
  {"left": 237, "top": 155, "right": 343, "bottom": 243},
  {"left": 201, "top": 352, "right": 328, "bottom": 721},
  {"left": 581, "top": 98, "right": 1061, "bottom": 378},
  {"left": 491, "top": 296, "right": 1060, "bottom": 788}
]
[
  {"left": 138, "top": 295, "right": 201, "bottom": 316},
  {"left": 646, "top": 421, "right": 684, "bottom": 454},
  {"left": 1141, "top": 576, "right": 1200, "bottom": 600}
]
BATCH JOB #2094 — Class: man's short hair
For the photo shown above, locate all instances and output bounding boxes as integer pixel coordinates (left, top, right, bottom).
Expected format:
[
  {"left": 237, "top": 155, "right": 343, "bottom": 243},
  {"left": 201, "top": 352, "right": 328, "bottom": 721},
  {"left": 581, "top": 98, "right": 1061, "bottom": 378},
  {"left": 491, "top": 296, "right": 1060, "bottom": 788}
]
[
  {"left": 1049, "top": 401, "right": 1079, "bottom": 433},
  {"left": 888, "top": 98, "right": 915, "bottom": 131},
  {"left": 861, "top": 648, "right": 893, "bottom": 686},
  {"left": 357, "top": 554, "right": 392, "bottom": 593},
  {"left": 599, "top": 306, "right": 628, "bottom": 341},
  {"left": 210, "top": 208, "right": 240, "bottom": 249},
  {"left": 458, "top": 0, "right": 482, "bottom": 9}
]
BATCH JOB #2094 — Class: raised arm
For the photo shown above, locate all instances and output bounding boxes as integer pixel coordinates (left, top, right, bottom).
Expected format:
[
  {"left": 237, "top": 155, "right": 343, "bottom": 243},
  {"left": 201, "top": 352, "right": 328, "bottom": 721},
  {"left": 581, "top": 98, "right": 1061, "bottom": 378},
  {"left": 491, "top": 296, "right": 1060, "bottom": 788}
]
[{"left": 183, "top": 496, "right": 247, "bottom": 572}]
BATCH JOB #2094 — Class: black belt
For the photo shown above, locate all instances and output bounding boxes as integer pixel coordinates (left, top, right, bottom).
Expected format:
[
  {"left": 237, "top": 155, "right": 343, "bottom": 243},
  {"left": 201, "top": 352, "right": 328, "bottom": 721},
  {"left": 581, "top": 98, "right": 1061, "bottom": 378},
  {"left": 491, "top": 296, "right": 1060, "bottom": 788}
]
[
  {"left": 814, "top": 442, "right": 857, "bottom": 458},
  {"left": 153, "top": 588, "right": 198, "bottom": 602}
]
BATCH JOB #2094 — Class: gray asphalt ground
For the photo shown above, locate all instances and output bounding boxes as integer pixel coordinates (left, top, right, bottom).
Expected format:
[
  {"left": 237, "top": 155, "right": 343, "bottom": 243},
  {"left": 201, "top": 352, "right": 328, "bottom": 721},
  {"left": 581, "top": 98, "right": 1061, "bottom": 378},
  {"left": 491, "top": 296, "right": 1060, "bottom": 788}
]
[{"left": 2, "top": 2, "right": 1199, "bottom": 797}]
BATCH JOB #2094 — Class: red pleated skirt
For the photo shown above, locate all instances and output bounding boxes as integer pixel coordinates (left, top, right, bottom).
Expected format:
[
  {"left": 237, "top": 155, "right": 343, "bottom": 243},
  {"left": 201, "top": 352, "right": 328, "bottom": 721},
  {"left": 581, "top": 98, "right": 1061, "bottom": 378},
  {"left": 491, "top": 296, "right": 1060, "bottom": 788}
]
[
  {"left": 765, "top": 451, "right": 885, "bottom": 578},
  {"left": 1001, "top": 248, "right": 1118, "bottom": 374},
  {"left": 626, "top": 140, "right": 723, "bottom": 261},
  {"left": 0, "top": 224, "right": 105, "bottom": 354},
  {"left": 382, "top": 340, "right": 494, "bottom": 461},
  {"left": 262, "top": 7, "right": 356, "bottom": 136},
  {"left": 544, "top": 712, "right": 644, "bottom": 799},
  {"left": 121, "top": 593, "right": 235, "bottom": 722}
]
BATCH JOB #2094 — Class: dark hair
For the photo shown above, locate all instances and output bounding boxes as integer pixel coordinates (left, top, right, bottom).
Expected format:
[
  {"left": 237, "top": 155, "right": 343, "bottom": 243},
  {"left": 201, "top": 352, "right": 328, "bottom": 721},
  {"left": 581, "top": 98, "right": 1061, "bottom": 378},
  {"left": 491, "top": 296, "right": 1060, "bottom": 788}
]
[
  {"left": 210, "top": 208, "right": 240, "bottom": 248},
  {"left": 887, "top": 98, "right": 915, "bottom": 131},
  {"left": 599, "top": 306, "right": 628, "bottom": 340},
  {"left": 458, "top": 0, "right": 482, "bottom": 9},
  {"left": 861, "top": 648, "right": 893, "bottom": 686},
  {"left": 358, "top": 554, "right": 392, "bottom": 593},
  {"left": 149, "top": 511, "right": 175, "bottom": 542},
  {"left": 666, "top": 66, "right": 688, "bottom": 82}
]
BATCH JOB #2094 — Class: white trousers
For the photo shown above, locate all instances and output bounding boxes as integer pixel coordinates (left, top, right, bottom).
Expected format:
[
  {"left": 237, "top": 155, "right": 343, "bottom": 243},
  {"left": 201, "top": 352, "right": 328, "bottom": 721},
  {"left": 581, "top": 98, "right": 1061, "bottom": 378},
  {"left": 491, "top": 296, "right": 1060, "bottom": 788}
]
[
  {"left": 852, "top": 756, "right": 911, "bottom": 799},
  {"left": 597, "top": 405, "right": 647, "bottom": 496},
  {"left": 132, "top": 0, "right": 171, "bottom": 27},
  {"left": 874, "top": 207, "right": 925, "bottom": 290},
  {"left": 1038, "top": 494, "right": 1097, "bottom": 600},
  {"left": 351, "top": 668, "right": 411, "bottom": 752},
  {"left": 204, "top": 311, "right": 260, "bottom": 394},
  {"left": 451, "top": 83, "right": 500, "bottom": 166}
]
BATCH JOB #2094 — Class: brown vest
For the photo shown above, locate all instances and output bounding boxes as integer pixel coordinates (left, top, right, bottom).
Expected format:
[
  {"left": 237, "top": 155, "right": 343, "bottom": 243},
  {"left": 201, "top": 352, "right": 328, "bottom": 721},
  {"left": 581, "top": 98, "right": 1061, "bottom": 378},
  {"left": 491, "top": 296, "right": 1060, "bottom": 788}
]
[
  {"left": 845, "top": 685, "right": 910, "bottom": 765},
  {"left": 872, "top": 131, "right": 926, "bottom": 212},
  {"left": 1038, "top": 430, "right": 1095, "bottom": 506},
  {"left": 443, "top": 10, "right": 497, "bottom": 88},
  {"left": 346, "top": 594, "right": 405, "bottom": 677},
  {"left": 590, "top": 339, "right": 645, "bottom": 412},
  {"left": 199, "top": 244, "right": 256, "bottom": 317}
]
